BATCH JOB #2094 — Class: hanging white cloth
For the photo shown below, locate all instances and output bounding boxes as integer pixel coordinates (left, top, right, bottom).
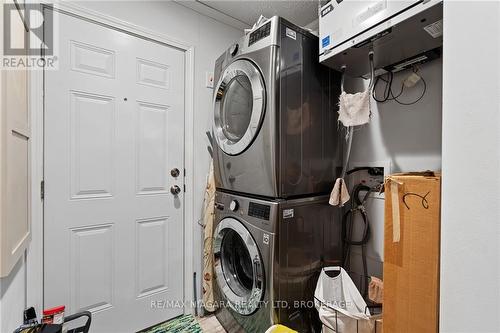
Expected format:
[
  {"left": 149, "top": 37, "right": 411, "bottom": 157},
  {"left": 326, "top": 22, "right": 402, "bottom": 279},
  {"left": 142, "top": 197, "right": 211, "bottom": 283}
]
[
  {"left": 338, "top": 90, "right": 371, "bottom": 127},
  {"left": 330, "top": 52, "right": 375, "bottom": 207},
  {"left": 337, "top": 51, "right": 375, "bottom": 128},
  {"left": 314, "top": 267, "right": 374, "bottom": 333}
]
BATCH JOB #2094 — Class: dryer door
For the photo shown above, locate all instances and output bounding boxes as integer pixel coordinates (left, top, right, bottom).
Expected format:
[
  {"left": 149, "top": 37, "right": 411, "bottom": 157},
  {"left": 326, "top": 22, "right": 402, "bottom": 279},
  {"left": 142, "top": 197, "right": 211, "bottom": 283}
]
[
  {"left": 213, "top": 217, "right": 264, "bottom": 315},
  {"left": 213, "top": 59, "right": 265, "bottom": 155}
]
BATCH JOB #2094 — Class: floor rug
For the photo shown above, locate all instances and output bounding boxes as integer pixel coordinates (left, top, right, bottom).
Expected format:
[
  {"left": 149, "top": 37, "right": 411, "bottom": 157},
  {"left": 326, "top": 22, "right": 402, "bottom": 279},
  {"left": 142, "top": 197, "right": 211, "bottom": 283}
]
[{"left": 141, "top": 314, "right": 203, "bottom": 333}]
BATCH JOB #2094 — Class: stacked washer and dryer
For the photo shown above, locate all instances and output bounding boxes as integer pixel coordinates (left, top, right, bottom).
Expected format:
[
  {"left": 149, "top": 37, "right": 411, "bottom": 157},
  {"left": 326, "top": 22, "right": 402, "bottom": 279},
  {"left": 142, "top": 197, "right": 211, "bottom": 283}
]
[{"left": 211, "top": 16, "right": 343, "bottom": 332}]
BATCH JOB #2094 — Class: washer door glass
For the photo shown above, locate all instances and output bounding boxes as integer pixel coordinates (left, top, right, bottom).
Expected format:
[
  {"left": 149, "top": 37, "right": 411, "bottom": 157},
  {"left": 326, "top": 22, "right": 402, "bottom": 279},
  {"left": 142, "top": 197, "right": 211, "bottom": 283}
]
[
  {"left": 221, "top": 228, "right": 254, "bottom": 294},
  {"left": 214, "top": 218, "right": 264, "bottom": 315},
  {"left": 213, "top": 59, "right": 265, "bottom": 156}
]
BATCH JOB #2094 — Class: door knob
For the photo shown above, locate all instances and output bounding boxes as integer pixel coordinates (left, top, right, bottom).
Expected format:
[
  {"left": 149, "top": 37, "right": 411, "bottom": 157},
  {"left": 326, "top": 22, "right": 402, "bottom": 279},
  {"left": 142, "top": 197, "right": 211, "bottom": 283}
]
[
  {"left": 171, "top": 168, "right": 180, "bottom": 178},
  {"left": 170, "top": 185, "right": 181, "bottom": 195}
]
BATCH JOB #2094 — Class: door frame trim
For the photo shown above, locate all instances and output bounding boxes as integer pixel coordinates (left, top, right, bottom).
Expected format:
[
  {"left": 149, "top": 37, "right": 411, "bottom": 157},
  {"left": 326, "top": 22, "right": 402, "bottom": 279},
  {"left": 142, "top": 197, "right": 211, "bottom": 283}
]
[{"left": 28, "top": 1, "right": 196, "bottom": 317}]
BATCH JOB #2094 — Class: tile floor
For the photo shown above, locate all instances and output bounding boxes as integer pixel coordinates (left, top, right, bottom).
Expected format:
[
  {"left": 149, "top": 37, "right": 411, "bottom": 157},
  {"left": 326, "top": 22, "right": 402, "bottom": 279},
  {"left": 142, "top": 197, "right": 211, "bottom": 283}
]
[{"left": 196, "top": 315, "right": 227, "bottom": 333}]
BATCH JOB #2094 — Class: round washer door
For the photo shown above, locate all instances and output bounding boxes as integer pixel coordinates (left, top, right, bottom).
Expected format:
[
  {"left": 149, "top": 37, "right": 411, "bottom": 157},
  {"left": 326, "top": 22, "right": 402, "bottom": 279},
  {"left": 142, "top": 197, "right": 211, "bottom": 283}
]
[
  {"left": 213, "top": 59, "right": 265, "bottom": 156},
  {"left": 214, "top": 217, "right": 264, "bottom": 315}
]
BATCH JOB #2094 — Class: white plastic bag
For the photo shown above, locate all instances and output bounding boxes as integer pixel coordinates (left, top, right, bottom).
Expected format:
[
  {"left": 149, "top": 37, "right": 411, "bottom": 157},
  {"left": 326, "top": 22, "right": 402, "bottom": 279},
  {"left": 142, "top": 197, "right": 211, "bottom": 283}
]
[{"left": 314, "top": 267, "right": 374, "bottom": 333}]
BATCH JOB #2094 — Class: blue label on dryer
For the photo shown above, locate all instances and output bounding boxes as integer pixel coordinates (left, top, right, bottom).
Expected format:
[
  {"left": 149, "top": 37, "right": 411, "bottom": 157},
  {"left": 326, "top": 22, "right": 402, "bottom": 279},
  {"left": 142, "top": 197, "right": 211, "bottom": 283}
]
[{"left": 322, "top": 36, "right": 330, "bottom": 48}]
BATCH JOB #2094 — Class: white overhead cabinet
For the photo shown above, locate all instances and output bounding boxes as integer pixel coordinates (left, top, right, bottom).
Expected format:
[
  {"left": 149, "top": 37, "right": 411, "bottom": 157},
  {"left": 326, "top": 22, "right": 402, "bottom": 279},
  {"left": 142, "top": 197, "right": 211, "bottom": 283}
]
[
  {"left": 0, "top": 2, "right": 31, "bottom": 277},
  {"left": 319, "top": 0, "right": 443, "bottom": 77}
]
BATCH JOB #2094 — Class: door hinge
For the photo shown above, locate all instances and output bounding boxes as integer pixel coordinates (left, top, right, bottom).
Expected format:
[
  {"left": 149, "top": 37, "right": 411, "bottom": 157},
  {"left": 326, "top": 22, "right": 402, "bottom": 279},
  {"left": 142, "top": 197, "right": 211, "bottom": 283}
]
[
  {"left": 183, "top": 184, "right": 186, "bottom": 192},
  {"left": 40, "top": 180, "right": 45, "bottom": 200},
  {"left": 184, "top": 168, "right": 186, "bottom": 177}
]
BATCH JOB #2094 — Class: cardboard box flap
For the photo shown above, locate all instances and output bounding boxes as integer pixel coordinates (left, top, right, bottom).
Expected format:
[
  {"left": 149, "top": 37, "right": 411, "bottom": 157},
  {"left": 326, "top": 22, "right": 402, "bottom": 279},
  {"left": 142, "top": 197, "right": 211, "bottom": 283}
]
[{"left": 385, "top": 170, "right": 441, "bottom": 180}]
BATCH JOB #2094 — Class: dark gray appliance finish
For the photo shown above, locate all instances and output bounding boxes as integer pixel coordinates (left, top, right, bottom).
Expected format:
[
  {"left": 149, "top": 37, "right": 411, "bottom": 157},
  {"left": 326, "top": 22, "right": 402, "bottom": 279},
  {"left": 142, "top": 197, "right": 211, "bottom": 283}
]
[
  {"left": 212, "top": 16, "right": 342, "bottom": 199},
  {"left": 212, "top": 191, "right": 342, "bottom": 333}
]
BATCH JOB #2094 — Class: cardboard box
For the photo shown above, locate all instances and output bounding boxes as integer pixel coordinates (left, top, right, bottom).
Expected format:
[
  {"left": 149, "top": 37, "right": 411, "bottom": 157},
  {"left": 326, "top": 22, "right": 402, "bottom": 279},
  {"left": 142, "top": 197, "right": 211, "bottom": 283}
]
[{"left": 383, "top": 172, "right": 441, "bottom": 333}]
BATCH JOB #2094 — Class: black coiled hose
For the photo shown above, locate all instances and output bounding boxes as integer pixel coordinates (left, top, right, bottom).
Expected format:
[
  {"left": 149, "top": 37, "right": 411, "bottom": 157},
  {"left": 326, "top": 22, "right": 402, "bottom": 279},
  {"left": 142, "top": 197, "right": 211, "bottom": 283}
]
[{"left": 342, "top": 183, "right": 378, "bottom": 297}]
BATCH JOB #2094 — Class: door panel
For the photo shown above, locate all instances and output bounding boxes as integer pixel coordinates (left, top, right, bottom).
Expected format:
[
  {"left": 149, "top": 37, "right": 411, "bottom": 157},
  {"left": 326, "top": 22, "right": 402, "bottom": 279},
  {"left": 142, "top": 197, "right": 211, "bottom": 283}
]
[
  {"left": 70, "top": 224, "right": 115, "bottom": 313},
  {"left": 135, "top": 102, "right": 169, "bottom": 195},
  {"left": 136, "top": 58, "right": 170, "bottom": 89},
  {"left": 45, "top": 12, "right": 185, "bottom": 332},
  {"left": 70, "top": 91, "right": 115, "bottom": 199},
  {"left": 70, "top": 40, "right": 116, "bottom": 78},
  {"left": 136, "top": 217, "right": 168, "bottom": 298}
]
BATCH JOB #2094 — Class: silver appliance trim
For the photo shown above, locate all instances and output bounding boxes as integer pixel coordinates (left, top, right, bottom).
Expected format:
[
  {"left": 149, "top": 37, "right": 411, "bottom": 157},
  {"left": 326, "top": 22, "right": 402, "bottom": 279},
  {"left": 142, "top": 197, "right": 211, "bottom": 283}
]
[
  {"left": 213, "top": 59, "right": 266, "bottom": 156},
  {"left": 214, "top": 217, "right": 264, "bottom": 315}
]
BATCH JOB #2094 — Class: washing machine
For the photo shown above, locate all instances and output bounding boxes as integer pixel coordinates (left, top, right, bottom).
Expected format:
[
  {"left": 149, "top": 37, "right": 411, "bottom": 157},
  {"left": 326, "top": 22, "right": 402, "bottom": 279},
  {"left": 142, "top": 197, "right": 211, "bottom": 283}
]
[
  {"left": 212, "top": 16, "right": 342, "bottom": 199},
  {"left": 212, "top": 191, "right": 342, "bottom": 332}
]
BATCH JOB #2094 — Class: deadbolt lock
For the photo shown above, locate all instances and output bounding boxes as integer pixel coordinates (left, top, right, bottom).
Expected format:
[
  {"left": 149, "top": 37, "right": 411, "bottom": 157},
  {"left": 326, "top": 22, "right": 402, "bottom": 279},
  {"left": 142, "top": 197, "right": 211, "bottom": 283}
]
[{"left": 171, "top": 168, "right": 180, "bottom": 178}]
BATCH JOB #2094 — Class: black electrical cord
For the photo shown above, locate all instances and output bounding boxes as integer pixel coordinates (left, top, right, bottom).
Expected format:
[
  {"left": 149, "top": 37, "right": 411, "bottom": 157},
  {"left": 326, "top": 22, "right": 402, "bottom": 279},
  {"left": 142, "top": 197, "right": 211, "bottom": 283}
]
[
  {"left": 372, "top": 72, "right": 394, "bottom": 102},
  {"left": 392, "top": 76, "right": 427, "bottom": 105},
  {"left": 372, "top": 68, "right": 427, "bottom": 105},
  {"left": 342, "top": 183, "right": 379, "bottom": 298}
]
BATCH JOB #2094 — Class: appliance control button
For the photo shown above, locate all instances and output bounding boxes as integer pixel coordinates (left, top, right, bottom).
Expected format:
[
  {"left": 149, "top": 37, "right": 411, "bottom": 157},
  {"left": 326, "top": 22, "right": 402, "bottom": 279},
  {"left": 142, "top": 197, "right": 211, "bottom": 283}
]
[{"left": 229, "top": 200, "right": 239, "bottom": 211}]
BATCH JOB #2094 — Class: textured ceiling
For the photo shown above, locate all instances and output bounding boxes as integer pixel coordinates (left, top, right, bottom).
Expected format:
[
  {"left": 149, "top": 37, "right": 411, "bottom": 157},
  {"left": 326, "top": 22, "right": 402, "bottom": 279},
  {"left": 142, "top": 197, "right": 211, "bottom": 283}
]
[{"left": 197, "top": 0, "right": 320, "bottom": 28}]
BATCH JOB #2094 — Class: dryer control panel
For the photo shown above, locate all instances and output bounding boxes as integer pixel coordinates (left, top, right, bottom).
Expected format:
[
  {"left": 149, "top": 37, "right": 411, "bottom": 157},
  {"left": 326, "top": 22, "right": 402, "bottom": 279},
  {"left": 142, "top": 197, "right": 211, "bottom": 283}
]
[{"left": 249, "top": 21, "right": 271, "bottom": 46}]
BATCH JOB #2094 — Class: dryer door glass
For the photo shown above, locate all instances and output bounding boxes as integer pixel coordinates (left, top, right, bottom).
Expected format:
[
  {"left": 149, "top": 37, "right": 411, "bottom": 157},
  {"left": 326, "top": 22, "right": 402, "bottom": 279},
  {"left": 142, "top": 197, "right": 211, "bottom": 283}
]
[
  {"left": 213, "top": 59, "right": 265, "bottom": 155},
  {"left": 221, "top": 75, "right": 253, "bottom": 142},
  {"left": 214, "top": 217, "right": 264, "bottom": 315}
]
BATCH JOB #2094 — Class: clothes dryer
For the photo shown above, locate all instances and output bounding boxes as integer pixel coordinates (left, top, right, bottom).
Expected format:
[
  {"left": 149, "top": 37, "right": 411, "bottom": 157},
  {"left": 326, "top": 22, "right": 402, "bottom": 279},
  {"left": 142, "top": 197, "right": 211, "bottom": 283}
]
[{"left": 212, "top": 16, "right": 341, "bottom": 198}]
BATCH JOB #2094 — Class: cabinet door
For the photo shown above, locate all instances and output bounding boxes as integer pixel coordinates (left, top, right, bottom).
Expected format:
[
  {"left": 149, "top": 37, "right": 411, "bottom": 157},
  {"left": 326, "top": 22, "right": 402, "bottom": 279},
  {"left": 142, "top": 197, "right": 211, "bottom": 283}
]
[{"left": 0, "top": 2, "right": 31, "bottom": 277}]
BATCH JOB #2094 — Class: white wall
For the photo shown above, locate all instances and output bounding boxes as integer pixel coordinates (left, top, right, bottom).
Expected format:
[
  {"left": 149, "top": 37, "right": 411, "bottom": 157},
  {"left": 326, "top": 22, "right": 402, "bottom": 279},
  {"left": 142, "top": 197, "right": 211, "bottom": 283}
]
[
  {"left": 344, "top": 59, "right": 442, "bottom": 284},
  {"left": 440, "top": 2, "right": 500, "bottom": 332},
  {"left": 0, "top": 257, "right": 26, "bottom": 332},
  {"left": 0, "top": 2, "right": 241, "bottom": 331}
]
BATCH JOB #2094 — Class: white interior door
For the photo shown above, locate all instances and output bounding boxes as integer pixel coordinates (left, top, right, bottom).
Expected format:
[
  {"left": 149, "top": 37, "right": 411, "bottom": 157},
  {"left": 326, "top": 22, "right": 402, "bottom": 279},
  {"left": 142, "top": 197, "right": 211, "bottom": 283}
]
[{"left": 44, "top": 11, "right": 185, "bottom": 332}]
